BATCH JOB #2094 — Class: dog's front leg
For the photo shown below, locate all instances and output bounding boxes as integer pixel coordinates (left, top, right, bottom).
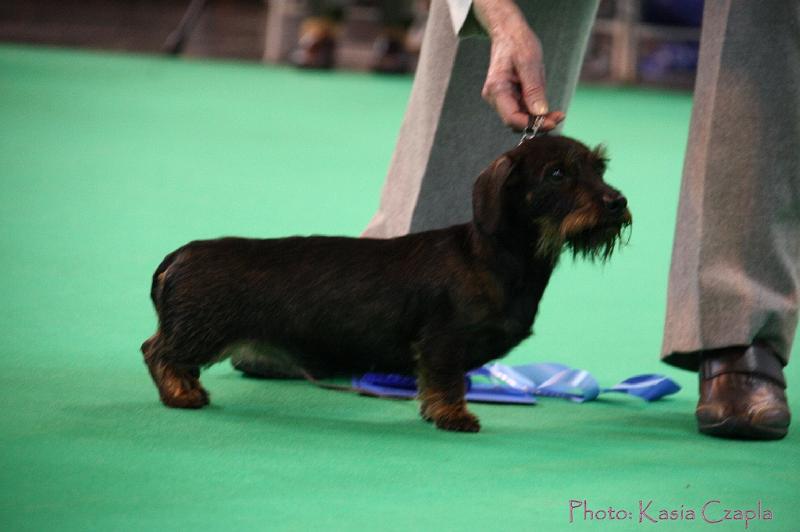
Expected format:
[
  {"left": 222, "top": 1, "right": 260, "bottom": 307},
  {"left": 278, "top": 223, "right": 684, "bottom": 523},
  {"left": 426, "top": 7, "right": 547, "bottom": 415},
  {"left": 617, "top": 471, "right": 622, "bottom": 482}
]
[{"left": 415, "top": 342, "right": 480, "bottom": 433}]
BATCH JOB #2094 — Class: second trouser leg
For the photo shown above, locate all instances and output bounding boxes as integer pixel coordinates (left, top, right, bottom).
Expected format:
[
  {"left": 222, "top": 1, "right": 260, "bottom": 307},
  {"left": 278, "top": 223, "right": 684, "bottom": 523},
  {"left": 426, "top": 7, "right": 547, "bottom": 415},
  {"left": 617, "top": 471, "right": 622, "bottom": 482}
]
[
  {"left": 662, "top": 0, "right": 800, "bottom": 369},
  {"left": 363, "top": 0, "right": 599, "bottom": 237}
]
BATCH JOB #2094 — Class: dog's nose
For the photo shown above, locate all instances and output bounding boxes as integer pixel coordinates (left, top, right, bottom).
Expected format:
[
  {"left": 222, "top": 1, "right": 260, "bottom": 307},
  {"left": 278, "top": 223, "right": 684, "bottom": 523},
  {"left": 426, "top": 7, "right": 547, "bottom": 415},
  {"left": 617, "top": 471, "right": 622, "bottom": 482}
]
[{"left": 603, "top": 193, "right": 627, "bottom": 213}]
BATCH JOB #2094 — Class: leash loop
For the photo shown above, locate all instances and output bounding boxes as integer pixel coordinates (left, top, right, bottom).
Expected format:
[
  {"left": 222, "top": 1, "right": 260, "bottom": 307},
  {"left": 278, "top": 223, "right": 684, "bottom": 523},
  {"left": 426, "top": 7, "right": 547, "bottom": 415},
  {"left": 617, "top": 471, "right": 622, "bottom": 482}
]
[{"left": 519, "top": 115, "right": 545, "bottom": 145}]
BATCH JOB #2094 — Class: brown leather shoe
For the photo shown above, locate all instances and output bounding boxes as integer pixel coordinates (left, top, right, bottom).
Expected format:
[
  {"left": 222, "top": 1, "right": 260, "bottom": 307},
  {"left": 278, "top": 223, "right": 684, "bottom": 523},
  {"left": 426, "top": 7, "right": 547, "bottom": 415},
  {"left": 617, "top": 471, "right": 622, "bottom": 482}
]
[{"left": 697, "top": 344, "right": 790, "bottom": 440}]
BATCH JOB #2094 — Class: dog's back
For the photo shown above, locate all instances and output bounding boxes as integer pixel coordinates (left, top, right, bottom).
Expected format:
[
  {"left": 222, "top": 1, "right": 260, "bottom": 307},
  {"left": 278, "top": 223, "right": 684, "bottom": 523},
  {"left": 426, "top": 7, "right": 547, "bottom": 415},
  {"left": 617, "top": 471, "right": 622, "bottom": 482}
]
[{"left": 148, "top": 228, "right": 475, "bottom": 376}]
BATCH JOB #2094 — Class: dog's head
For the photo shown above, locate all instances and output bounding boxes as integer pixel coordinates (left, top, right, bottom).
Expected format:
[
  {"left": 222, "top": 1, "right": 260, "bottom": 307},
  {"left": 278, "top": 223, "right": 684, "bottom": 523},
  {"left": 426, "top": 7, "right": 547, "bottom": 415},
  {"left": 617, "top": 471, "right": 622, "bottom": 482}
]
[{"left": 472, "top": 135, "right": 631, "bottom": 261}]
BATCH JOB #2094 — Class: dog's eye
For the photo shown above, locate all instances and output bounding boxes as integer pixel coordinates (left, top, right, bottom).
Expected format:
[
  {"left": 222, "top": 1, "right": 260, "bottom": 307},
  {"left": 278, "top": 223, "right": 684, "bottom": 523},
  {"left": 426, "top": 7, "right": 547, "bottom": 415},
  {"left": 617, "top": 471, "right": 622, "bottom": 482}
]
[{"left": 548, "top": 168, "right": 565, "bottom": 182}]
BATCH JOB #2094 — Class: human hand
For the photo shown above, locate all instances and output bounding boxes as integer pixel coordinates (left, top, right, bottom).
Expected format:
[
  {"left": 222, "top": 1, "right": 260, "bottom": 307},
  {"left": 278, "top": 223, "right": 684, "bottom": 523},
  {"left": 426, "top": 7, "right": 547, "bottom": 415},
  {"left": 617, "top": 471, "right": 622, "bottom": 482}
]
[{"left": 473, "top": 0, "right": 565, "bottom": 131}]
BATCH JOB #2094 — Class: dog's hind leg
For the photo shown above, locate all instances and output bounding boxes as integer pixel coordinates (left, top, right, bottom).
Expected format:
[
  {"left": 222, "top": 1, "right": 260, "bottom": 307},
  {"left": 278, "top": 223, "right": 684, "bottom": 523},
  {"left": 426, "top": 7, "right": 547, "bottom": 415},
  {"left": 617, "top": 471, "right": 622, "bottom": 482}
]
[
  {"left": 141, "top": 331, "right": 210, "bottom": 409},
  {"left": 415, "top": 342, "right": 480, "bottom": 433}
]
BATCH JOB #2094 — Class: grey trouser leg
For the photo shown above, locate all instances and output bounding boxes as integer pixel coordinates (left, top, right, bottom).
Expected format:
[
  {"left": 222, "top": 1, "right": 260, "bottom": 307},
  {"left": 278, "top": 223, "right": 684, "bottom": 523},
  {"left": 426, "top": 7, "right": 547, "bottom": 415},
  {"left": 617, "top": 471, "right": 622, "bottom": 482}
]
[
  {"left": 362, "top": 0, "right": 599, "bottom": 237},
  {"left": 662, "top": 1, "right": 800, "bottom": 370}
]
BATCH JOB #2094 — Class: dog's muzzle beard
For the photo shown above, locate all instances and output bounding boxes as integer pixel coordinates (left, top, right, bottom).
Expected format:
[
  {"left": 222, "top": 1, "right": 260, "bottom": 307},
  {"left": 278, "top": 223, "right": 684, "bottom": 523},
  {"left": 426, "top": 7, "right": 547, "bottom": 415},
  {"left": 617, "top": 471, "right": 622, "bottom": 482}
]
[{"left": 534, "top": 208, "right": 632, "bottom": 262}]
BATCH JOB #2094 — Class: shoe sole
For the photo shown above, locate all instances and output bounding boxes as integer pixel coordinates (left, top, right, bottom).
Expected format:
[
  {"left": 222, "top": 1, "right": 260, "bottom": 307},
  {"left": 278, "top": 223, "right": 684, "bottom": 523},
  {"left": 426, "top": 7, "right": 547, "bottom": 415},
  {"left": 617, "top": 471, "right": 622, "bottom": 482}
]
[{"left": 698, "top": 418, "right": 788, "bottom": 440}]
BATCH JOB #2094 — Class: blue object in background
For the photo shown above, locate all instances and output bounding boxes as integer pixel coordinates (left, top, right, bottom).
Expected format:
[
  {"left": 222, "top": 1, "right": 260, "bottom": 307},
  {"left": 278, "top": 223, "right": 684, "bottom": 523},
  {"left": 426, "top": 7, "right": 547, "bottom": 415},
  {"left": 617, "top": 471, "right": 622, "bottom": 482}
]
[
  {"left": 639, "top": 41, "right": 700, "bottom": 81},
  {"left": 642, "top": 0, "right": 704, "bottom": 27}
]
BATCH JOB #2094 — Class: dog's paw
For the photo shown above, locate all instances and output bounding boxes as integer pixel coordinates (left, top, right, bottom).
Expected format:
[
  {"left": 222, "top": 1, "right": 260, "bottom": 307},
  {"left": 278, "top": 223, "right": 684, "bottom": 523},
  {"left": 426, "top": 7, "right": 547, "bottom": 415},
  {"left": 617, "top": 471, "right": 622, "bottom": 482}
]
[
  {"left": 419, "top": 403, "right": 434, "bottom": 423},
  {"left": 434, "top": 411, "right": 481, "bottom": 433},
  {"left": 160, "top": 386, "right": 210, "bottom": 409}
]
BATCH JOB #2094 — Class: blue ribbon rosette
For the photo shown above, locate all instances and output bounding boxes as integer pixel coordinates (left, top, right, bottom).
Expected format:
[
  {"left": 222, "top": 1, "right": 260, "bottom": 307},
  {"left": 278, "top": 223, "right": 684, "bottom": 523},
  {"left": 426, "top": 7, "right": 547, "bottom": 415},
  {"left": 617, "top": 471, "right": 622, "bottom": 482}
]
[{"left": 352, "top": 362, "right": 680, "bottom": 404}]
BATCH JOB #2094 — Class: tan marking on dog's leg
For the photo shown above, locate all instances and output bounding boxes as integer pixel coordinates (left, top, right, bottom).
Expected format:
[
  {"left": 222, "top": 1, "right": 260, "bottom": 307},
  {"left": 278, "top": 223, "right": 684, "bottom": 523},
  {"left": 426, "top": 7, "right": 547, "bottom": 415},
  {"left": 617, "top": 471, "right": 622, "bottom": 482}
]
[
  {"left": 416, "top": 358, "right": 480, "bottom": 433},
  {"left": 419, "top": 390, "right": 480, "bottom": 432},
  {"left": 141, "top": 331, "right": 209, "bottom": 409}
]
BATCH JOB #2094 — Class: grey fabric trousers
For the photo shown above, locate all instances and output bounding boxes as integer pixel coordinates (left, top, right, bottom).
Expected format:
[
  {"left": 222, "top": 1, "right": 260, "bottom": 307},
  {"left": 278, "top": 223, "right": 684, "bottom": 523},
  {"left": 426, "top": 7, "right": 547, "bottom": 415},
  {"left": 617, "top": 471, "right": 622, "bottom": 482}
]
[
  {"left": 662, "top": 1, "right": 800, "bottom": 369},
  {"left": 362, "top": 0, "right": 599, "bottom": 236}
]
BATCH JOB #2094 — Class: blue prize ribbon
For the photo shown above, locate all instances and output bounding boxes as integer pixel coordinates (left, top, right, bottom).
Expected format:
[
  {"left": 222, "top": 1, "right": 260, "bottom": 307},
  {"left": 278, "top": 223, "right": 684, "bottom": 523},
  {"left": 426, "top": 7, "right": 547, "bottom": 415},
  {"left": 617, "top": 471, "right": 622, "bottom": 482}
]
[
  {"left": 352, "top": 363, "right": 681, "bottom": 404},
  {"left": 352, "top": 369, "right": 537, "bottom": 404},
  {"left": 604, "top": 374, "right": 682, "bottom": 402},
  {"left": 491, "top": 363, "right": 600, "bottom": 402},
  {"left": 354, "top": 373, "right": 417, "bottom": 399},
  {"left": 464, "top": 367, "right": 537, "bottom": 404}
]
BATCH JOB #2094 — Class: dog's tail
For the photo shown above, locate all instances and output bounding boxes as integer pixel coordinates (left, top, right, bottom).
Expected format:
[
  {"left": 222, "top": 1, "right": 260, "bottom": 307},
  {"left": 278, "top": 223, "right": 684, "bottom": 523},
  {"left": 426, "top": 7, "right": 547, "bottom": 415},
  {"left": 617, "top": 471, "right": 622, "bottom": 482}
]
[{"left": 150, "top": 248, "right": 182, "bottom": 310}]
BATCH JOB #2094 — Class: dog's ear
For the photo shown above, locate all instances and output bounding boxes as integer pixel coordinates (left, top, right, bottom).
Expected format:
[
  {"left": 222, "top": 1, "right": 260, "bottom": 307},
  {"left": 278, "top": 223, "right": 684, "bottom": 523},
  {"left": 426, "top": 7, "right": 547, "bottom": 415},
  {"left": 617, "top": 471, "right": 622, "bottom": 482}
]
[{"left": 473, "top": 155, "right": 517, "bottom": 235}]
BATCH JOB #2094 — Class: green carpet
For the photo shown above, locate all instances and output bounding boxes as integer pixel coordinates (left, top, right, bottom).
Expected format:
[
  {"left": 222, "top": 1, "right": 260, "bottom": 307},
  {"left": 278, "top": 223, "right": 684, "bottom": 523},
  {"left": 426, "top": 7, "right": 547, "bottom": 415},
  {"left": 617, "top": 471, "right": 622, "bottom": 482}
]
[{"left": 1, "top": 44, "right": 797, "bottom": 531}]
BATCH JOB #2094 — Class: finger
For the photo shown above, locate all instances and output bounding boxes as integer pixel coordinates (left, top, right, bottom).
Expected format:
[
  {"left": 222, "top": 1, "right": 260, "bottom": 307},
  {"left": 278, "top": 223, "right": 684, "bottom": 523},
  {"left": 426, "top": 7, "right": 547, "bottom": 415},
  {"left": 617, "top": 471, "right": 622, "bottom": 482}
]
[
  {"left": 539, "top": 111, "right": 565, "bottom": 131},
  {"left": 493, "top": 90, "right": 530, "bottom": 130},
  {"left": 510, "top": 91, "right": 563, "bottom": 130},
  {"left": 516, "top": 58, "right": 548, "bottom": 116}
]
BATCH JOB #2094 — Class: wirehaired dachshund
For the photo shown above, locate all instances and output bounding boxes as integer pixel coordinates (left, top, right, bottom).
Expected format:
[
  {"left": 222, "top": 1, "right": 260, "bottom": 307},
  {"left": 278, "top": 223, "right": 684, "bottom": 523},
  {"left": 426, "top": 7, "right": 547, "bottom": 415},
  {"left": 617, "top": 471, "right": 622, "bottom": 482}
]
[{"left": 141, "top": 135, "right": 631, "bottom": 432}]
